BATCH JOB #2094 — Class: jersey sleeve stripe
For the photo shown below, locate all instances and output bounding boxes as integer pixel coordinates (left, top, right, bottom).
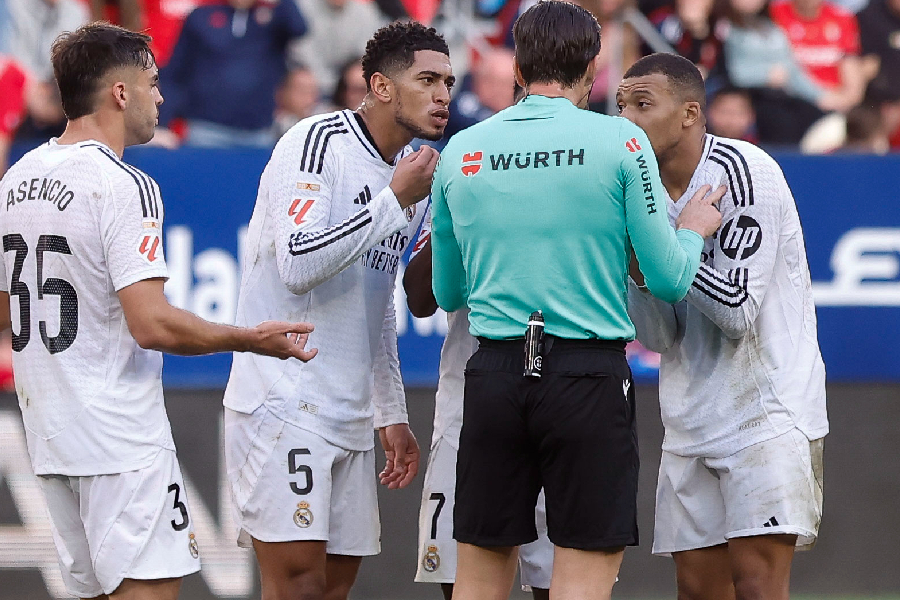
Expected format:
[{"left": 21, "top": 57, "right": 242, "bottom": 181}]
[
  {"left": 715, "top": 142, "right": 755, "bottom": 206},
  {"left": 288, "top": 210, "right": 373, "bottom": 255},
  {"left": 708, "top": 155, "right": 741, "bottom": 208},
  {"left": 95, "top": 145, "right": 159, "bottom": 218},
  {"left": 87, "top": 144, "right": 153, "bottom": 218},
  {"left": 299, "top": 114, "right": 342, "bottom": 172},
  {"left": 693, "top": 265, "right": 749, "bottom": 306},
  {"left": 710, "top": 149, "right": 747, "bottom": 207},
  {"left": 313, "top": 128, "right": 349, "bottom": 174}
]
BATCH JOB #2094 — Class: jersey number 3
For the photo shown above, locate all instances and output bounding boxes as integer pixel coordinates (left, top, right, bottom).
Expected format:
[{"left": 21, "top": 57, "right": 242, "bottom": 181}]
[{"left": 3, "top": 233, "right": 79, "bottom": 354}]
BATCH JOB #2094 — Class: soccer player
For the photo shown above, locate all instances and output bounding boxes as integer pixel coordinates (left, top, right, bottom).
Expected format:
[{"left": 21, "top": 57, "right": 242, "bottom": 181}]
[
  {"left": 618, "top": 53, "right": 828, "bottom": 600},
  {"left": 0, "top": 23, "right": 316, "bottom": 600},
  {"left": 430, "top": 3, "right": 723, "bottom": 599},
  {"left": 404, "top": 206, "right": 553, "bottom": 600},
  {"left": 222, "top": 21, "right": 453, "bottom": 600}
]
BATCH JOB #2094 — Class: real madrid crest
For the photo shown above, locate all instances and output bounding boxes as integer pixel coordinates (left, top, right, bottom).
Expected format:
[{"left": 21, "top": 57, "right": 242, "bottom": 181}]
[
  {"left": 188, "top": 532, "right": 199, "bottom": 559},
  {"left": 294, "top": 501, "right": 314, "bottom": 528},
  {"left": 405, "top": 204, "right": 417, "bottom": 221},
  {"left": 422, "top": 544, "right": 440, "bottom": 572}
]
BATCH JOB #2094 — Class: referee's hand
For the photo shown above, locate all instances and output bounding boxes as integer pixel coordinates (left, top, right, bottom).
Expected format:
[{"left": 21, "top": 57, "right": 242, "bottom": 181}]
[
  {"left": 390, "top": 146, "right": 440, "bottom": 209},
  {"left": 676, "top": 184, "right": 725, "bottom": 238},
  {"left": 378, "top": 423, "right": 420, "bottom": 489}
]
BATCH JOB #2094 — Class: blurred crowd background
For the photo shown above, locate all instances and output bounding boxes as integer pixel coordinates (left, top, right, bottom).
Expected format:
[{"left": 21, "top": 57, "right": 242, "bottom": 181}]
[{"left": 0, "top": 0, "right": 898, "bottom": 386}]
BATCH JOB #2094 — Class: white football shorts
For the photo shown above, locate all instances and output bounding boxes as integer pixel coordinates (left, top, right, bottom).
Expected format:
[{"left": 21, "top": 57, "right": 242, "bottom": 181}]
[
  {"left": 224, "top": 406, "right": 379, "bottom": 555},
  {"left": 415, "top": 436, "right": 553, "bottom": 587},
  {"left": 39, "top": 449, "right": 200, "bottom": 598},
  {"left": 653, "top": 428, "right": 824, "bottom": 555}
]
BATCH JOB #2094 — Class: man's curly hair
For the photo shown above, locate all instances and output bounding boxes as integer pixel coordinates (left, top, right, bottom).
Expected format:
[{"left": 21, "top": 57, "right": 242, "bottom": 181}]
[{"left": 361, "top": 21, "right": 449, "bottom": 90}]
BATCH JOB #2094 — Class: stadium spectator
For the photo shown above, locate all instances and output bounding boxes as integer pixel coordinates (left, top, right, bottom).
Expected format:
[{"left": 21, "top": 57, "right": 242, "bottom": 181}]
[
  {"left": 442, "top": 46, "right": 516, "bottom": 143},
  {"left": 0, "top": 55, "right": 27, "bottom": 177},
  {"left": 647, "top": 0, "right": 727, "bottom": 80},
  {"left": 331, "top": 57, "right": 369, "bottom": 109},
  {"left": 292, "top": 0, "right": 387, "bottom": 94},
  {"left": 840, "top": 104, "right": 891, "bottom": 152},
  {"left": 770, "top": 0, "right": 874, "bottom": 110},
  {"left": 721, "top": 0, "right": 840, "bottom": 144},
  {"left": 582, "top": 0, "right": 643, "bottom": 112},
  {"left": 706, "top": 86, "right": 758, "bottom": 141},
  {"left": 864, "top": 79, "right": 900, "bottom": 149},
  {"left": 6, "top": 0, "right": 89, "bottom": 143},
  {"left": 158, "top": 0, "right": 307, "bottom": 148},
  {"left": 273, "top": 63, "right": 327, "bottom": 137},
  {"left": 90, "top": 0, "right": 215, "bottom": 67},
  {"left": 858, "top": 0, "right": 900, "bottom": 100}
]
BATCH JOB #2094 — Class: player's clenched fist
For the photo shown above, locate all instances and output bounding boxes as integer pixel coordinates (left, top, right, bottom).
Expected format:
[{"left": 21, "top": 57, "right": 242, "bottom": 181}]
[
  {"left": 676, "top": 184, "right": 725, "bottom": 238},
  {"left": 249, "top": 321, "right": 318, "bottom": 361},
  {"left": 390, "top": 145, "right": 440, "bottom": 208}
]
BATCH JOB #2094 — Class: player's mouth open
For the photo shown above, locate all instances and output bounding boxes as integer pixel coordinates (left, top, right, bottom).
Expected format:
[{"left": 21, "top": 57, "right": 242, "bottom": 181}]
[{"left": 431, "top": 110, "right": 449, "bottom": 125}]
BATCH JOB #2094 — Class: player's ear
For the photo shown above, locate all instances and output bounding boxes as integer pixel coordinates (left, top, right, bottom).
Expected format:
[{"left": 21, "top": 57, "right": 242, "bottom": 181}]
[
  {"left": 513, "top": 60, "right": 525, "bottom": 89},
  {"left": 683, "top": 101, "right": 702, "bottom": 128},
  {"left": 113, "top": 81, "right": 128, "bottom": 111},
  {"left": 369, "top": 72, "right": 393, "bottom": 104}
]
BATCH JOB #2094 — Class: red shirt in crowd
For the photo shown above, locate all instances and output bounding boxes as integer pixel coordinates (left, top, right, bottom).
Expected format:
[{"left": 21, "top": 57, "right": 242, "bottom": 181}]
[
  {"left": 0, "top": 57, "right": 27, "bottom": 139},
  {"left": 770, "top": 0, "right": 861, "bottom": 88}
]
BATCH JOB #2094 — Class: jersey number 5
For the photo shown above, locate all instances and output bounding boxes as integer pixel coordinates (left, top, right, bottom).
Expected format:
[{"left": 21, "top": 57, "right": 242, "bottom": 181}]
[
  {"left": 288, "top": 448, "right": 314, "bottom": 495},
  {"left": 3, "top": 233, "right": 79, "bottom": 354}
]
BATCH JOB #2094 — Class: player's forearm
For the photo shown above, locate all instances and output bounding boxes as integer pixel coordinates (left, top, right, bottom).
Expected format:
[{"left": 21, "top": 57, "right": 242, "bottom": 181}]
[
  {"left": 279, "top": 188, "right": 408, "bottom": 295},
  {"left": 132, "top": 303, "right": 256, "bottom": 355},
  {"left": 372, "top": 326, "right": 408, "bottom": 428},
  {"left": 686, "top": 264, "right": 756, "bottom": 339},
  {"left": 404, "top": 241, "right": 438, "bottom": 318},
  {"left": 627, "top": 278, "right": 677, "bottom": 353}
]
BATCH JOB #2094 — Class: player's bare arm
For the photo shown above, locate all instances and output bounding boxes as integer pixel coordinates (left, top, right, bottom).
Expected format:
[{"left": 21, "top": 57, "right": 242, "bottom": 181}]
[
  {"left": 403, "top": 237, "right": 438, "bottom": 318},
  {"left": 0, "top": 292, "right": 10, "bottom": 332},
  {"left": 119, "top": 278, "right": 317, "bottom": 360}
]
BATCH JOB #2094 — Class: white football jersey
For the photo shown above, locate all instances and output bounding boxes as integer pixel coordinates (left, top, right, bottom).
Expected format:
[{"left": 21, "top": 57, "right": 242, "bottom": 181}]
[
  {"left": 628, "top": 134, "right": 828, "bottom": 458},
  {"left": 409, "top": 205, "right": 477, "bottom": 450},
  {"left": 223, "top": 110, "right": 424, "bottom": 451},
  {"left": 0, "top": 140, "right": 174, "bottom": 476}
]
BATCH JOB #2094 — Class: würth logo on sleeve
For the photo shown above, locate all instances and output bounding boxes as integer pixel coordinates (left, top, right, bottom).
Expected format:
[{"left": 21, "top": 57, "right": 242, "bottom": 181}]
[
  {"left": 138, "top": 233, "right": 161, "bottom": 263},
  {"left": 288, "top": 199, "right": 316, "bottom": 225},
  {"left": 625, "top": 138, "right": 642, "bottom": 153},
  {"left": 461, "top": 151, "right": 483, "bottom": 176}
]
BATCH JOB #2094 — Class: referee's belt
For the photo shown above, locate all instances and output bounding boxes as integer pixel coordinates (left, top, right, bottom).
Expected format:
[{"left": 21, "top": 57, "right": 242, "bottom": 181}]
[{"left": 476, "top": 335, "right": 626, "bottom": 353}]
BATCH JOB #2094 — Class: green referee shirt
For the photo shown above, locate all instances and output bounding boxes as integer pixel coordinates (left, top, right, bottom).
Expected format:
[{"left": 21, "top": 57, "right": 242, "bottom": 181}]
[{"left": 431, "top": 94, "right": 704, "bottom": 341}]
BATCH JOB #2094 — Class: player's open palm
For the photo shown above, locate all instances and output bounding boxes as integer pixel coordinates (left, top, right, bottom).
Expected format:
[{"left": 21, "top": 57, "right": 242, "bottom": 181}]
[
  {"left": 250, "top": 321, "right": 318, "bottom": 361},
  {"left": 390, "top": 146, "right": 440, "bottom": 208},
  {"left": 379, "top": 423, "right": 420, "bottom": 489},
  {"left": 676, "top": 184, "right": 725, "bottom": 238}
]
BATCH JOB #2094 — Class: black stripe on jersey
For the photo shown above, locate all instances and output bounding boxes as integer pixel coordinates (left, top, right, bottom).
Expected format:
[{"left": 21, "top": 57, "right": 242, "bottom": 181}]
[
  {"left": 693, "top": 265, "right": 749, "bottom": 307},
  {"left": 710, "top": 149, "right": 747, "bottom": 208},
  {"left": 313, "top": 127, "right": 349, "bottom": 174},
  {"left": 343, "top": 110, "right": 381, "bottom": 160},
  {"left": 299, "top": 115, "right": 342, "bottom": 172},
  {"left": 288, "top": 209, "right": 372, "bottom": 256},
  {"left": 708, "top": 155, "right": 740, "bottom": 207},
  {"left": 715, "top": 142, "right": 755, "bottom": 206},
  {"left": 86, "top": 144, "right": 159, "bottom": 218}
]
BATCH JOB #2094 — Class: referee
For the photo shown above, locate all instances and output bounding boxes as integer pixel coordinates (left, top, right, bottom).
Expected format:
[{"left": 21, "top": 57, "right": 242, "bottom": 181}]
[{"left": 430, "top": 2, "right": 724, "bottom": 599}]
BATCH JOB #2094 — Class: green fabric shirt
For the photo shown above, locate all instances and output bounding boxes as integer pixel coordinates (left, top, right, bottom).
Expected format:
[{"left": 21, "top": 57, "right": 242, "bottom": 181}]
[{"left": 431, "top": 94, "right": 704, "bottom": 340}]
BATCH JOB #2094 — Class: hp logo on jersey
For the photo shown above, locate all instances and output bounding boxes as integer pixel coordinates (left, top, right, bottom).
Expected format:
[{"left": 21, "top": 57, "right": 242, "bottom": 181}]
[{"left": 720, "top": 216, "right": 762, "bottom": 260}]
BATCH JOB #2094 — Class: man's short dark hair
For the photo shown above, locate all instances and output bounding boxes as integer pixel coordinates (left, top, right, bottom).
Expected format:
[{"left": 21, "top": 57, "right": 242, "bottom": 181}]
[
  {"left": 361, "top": 21, "right": 449, "bottom": 90},
  {"left": 623, "top": 53, "right": 707, "bottom": 110},
  {"left": 513, "top": 1, "right": 601, "bottom": 88},
  {"left": 51, "top": 22, "right": 155, "bottom": 120}
]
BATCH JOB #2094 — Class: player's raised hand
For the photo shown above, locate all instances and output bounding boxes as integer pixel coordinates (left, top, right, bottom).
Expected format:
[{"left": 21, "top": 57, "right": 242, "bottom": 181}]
[
  {"left": 249, "top": 321, "right": 318, "bottom": 361},
  {"left": 676, "top": 184, "right": 726, "bottom": 238},
  {"left": 378, "top": 423, "right": 420, "bottom": 489},
  {"left": 390, "top": 146, "right": 440, "bottom": 209}
]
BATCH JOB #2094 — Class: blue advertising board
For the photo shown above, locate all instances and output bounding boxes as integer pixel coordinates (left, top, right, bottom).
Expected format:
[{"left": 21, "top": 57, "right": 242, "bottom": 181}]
[{"left": 75, "top": 147, "right": 900, "bottom": 385}]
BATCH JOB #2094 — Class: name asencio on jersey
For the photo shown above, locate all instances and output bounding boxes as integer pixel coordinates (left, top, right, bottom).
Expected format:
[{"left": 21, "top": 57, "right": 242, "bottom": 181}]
[{"left": 7, "top": 177, "right": 75, "bottom": 211}]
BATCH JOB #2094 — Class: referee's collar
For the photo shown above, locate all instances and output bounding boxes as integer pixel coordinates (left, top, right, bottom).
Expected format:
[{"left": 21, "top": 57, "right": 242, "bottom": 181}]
[{"left": 520, "top": 94, "right": 577, "bottom": 108}]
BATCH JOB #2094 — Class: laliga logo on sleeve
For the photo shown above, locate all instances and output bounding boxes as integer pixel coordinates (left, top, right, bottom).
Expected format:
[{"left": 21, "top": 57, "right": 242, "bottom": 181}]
[
  {"left": 138, "top": 233, "right": 161, "bottom": 263},
  {"left": 461, "top": 152, "right": 483, "bottom": 176}
]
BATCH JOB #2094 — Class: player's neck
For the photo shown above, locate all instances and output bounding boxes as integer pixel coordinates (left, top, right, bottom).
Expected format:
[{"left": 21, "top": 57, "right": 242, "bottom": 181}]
[
  {"left": 356, "top": 106, "right": 412, "bottom": 164},
  {"left": 659, "top": 130, "right": 705, "bottom": 201},
  {"left": 57, "top": 116, "right": 126, "bottom": 157},
  {"left": 525, "top": 81, "right": 590, "bottom": 108}
]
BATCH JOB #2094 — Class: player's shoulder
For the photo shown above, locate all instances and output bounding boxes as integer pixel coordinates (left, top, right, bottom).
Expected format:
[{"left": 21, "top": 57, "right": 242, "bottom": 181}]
[
  {"left": 705, "top": 135, "right": 784, "bottom": 207},
  {"left": 80, "top": 143, "right": 162, "bottom": 216},
  {"left": 276, "top": 109, "right": 362, "bottom": 167}
]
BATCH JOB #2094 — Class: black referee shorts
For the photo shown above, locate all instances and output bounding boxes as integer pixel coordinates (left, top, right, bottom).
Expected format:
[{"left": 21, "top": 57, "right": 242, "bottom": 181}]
[{"left": 453, "top": 337, "right": 639, "bottom": 550}]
